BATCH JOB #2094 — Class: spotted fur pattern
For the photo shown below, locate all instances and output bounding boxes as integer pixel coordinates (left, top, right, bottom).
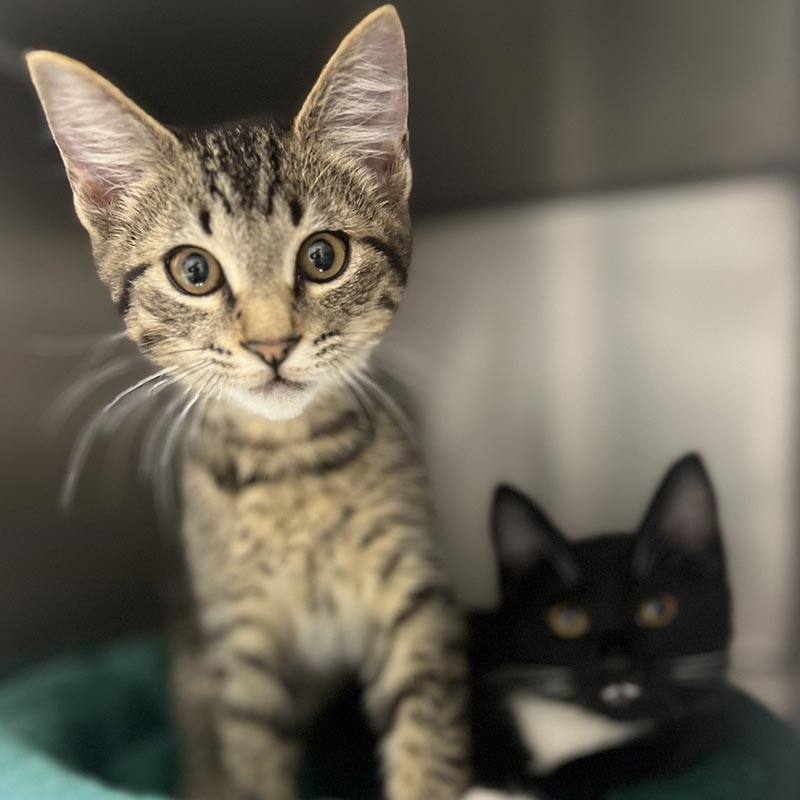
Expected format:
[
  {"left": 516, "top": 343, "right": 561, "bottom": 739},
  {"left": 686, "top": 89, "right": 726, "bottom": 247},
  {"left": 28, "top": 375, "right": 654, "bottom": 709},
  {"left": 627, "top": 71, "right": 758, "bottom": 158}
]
[{"left": 27, "top": 7, "right": 468, "bottom": 800}]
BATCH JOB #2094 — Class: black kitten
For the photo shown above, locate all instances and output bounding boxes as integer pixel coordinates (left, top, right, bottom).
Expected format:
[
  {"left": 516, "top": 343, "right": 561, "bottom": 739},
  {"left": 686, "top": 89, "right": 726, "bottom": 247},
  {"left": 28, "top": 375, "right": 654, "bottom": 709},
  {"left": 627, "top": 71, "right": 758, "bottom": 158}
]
[{"left": 470, "top": 454, "right": 733, "bottom": 800}]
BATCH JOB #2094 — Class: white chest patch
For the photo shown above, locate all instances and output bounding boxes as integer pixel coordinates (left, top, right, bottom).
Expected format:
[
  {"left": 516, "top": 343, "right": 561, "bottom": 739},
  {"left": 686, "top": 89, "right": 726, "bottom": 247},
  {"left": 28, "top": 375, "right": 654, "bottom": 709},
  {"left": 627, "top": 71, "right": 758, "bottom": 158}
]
[{"left": 507, "top": 693, "right": 651, "bottom": 775}]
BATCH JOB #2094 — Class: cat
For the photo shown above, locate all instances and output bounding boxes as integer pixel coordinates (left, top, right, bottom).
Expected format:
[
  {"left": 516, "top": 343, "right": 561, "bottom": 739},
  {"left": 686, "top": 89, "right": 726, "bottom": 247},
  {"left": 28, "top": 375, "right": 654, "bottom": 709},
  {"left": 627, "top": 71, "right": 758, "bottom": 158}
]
[
  {"left": 468, "top": 453, "right": 733, "bottom": 800},
  {"left": 26, "top": 7, "right": 469, "bottom": 800}
]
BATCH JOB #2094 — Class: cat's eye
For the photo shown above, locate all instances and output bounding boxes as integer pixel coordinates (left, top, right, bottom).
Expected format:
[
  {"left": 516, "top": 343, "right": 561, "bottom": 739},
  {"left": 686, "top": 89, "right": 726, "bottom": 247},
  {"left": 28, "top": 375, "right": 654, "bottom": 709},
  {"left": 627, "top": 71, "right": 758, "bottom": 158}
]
[
  {"left": 636, "top": 593, "right": 679, "bottom": 629},
  {"left": 545, "top": 603, "right": 591, "bottom": 639},
  {"left": 166, "top": 246, "right": 225, "bottom": 296},
  {"left": 297, "top": 231, "right": 349, "bottom": 282}
]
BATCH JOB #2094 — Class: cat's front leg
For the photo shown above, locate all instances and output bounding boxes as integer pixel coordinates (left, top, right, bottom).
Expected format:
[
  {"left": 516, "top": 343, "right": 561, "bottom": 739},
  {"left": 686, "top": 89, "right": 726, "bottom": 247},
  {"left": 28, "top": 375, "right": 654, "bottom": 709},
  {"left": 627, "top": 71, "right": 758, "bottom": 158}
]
[
  {"left": 210, "top": 629, "right": 304, "bottom": 800},
  {"left": 169, "top": 615, "right": 227, "bottom": 800},
  {"left": 362, "top": 574, "right": 470, "bottom": 800}
]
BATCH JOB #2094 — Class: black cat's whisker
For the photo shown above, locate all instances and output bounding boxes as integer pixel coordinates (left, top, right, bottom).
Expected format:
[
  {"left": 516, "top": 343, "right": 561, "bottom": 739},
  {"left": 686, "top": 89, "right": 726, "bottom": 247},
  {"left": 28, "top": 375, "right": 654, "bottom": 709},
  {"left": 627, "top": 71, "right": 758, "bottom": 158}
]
[
  {"left": 668, "top": 651, "right": 727, "bottom": 662},
  {"left": 667, "top": 652, "right": 728, "bottom": 671},
  {"left": 670, "top": 655, "right": 728, "bottom": 669},
  {"left": 670, "top": 662, "right": 728, "bottom": 680},
  {"left": 671, "top": 673, "right": 726, "bottom": 686},
  {"left": 486, "top": 664, "right": 577, "bottom": 697}
]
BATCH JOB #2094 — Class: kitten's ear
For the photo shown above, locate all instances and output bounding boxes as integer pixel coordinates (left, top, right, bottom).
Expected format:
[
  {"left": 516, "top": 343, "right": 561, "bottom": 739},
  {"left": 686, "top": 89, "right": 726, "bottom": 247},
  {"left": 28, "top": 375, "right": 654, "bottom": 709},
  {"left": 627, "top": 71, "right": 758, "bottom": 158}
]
[
  {"left": 492, "top": 485, "right": 581, "bottom": 598},
  {"left": 633, "top": 453, "right": 723, "bottom": 575},
  {"left": 26, "top": 51, "right": 178, "bottom": 231},
  {"left": 294, "top": 5, "right": 410, "bottom": 198}
]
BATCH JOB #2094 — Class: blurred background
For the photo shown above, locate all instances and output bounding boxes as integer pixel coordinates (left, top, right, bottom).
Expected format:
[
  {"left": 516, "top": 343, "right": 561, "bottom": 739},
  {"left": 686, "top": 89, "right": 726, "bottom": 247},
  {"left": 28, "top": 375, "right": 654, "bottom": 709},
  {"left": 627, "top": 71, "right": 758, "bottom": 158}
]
[{"left": 0, "top": 0, "right": 798, "bottom": 723}]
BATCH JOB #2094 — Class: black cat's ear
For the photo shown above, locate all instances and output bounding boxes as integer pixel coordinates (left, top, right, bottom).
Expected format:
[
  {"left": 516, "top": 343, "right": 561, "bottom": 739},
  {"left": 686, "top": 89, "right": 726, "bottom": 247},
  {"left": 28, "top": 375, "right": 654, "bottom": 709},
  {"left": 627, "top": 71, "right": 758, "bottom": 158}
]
[
  {"left": 492, "top": 485, "right": 581, "bottom": 597},
  {"left": 633, "top": 453, "right": 723, "bottom": 576}
]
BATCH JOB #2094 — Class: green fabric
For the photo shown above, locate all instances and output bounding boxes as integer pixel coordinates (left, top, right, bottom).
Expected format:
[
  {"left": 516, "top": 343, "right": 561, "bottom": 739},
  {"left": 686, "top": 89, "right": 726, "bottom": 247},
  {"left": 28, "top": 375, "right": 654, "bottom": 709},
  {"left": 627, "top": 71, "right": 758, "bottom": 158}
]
[
  {"left": 0, "top": 636, "right": 173, "bottom": 799},
  {"left": 0, "top": 635, "right": 798, "bottom": 799}
]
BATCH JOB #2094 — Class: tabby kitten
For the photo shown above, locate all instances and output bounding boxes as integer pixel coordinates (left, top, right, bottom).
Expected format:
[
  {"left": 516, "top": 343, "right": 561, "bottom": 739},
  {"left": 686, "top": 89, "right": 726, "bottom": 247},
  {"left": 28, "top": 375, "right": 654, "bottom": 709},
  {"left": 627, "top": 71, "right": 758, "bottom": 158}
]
[
  {"left": 27, "top": 7, "right": 469, "bottom": 800},
  {"left": 469, "top": 454, "right": 732, "bottom": 800}
]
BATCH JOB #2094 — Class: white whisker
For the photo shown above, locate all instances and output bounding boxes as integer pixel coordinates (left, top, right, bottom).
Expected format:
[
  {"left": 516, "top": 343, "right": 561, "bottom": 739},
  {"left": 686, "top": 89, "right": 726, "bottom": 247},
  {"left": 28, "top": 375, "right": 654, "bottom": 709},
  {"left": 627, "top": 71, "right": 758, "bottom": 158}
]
[
  {"left": 44, "top": 356, "right": 135, "bottom": 428},
  {"left": 29, "top": 330, "right": 126, "bottom": 356},
  {"left": 353, "top": 366, "right": 415, "bottom": 441},
  {"left": 59, "top": 368, "right": 175, "bottom": 508},
  {"left": 152, "top": 393, "right": 201, "bottom": 523},
  {"left": 140, "top": 392, "right": 187, "bottom": 480}
]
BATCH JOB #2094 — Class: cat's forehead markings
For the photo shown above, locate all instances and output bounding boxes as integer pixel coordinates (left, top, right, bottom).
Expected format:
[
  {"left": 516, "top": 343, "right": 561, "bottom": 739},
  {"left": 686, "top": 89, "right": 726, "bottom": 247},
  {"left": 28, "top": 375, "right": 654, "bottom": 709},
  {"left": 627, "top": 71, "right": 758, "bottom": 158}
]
[
  {"left": 289, "top": 198, "right": 304, "bottom": 227},
  {"left": 190, "top": 125, "right": 283, "bottom": 219}
]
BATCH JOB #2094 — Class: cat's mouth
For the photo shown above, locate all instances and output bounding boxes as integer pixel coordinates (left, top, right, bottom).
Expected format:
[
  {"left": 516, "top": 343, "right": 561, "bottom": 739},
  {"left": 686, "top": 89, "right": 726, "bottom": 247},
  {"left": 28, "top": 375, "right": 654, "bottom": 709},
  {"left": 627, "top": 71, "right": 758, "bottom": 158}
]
[{"left": 251, "top": 376, "right": 311, "bottom": 396}]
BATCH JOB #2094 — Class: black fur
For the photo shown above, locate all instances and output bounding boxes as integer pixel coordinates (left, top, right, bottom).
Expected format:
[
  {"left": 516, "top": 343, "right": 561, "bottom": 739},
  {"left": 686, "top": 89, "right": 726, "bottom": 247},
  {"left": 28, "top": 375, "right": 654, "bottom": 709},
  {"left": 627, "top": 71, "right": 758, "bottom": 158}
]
[
  {"left": 117, "top": 263, "right": 150, "bottom": 315},
  {"left": 470, "top": 454, "right": 734, "bottom": 799}
]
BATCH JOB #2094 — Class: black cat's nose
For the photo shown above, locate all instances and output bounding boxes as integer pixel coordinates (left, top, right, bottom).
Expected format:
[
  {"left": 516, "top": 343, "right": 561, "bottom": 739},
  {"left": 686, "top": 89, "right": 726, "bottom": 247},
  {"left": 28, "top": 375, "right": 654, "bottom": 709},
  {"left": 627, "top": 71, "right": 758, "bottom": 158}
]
[
  {"left": 244, "top": 336, "right": 300, "bottom": 369},
  {"left": 602, "top": 654, "right": 632, "bottom": 677},
  {"left": 599, "top": 634, "right": 634, "bottom": 677}
]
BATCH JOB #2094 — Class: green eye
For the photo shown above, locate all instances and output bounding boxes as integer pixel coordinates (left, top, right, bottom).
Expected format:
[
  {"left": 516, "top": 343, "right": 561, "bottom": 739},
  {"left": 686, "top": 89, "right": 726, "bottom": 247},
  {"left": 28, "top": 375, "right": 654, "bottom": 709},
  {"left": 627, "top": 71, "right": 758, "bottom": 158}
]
[
  {"left": 545, "top": 603, "right": 591, "bottom": 639},
  {"left": 297, "top": 231, "right": 349, "bottom": 282},
  {"left": 636, "top": 593, "right": 679, "bottom": 629},
  {"left": 166, "top": 246, "right": 225, "bottom": 296}
]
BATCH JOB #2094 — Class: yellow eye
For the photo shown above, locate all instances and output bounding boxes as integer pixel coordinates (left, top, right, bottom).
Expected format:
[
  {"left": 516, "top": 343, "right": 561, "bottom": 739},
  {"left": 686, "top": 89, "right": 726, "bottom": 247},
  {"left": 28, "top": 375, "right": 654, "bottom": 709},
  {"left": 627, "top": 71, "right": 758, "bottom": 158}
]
[
  {"left": 166, "top": 247, "right": 225, "bottom": 296},
  {"left": 545, "top": 603, "right": 591, "bottom": 639},
  {"left": 297, "top": 231, "right": 349, "bottom": 282},
  {"left": 636, "top": 593, "right": 679, "bottom": 629}
]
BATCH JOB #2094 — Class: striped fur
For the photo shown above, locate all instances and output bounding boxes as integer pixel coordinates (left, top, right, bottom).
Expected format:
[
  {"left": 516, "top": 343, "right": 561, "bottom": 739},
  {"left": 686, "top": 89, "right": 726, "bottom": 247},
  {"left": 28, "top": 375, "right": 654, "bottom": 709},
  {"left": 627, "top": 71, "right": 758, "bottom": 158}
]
[{"left": 27, "top": 7, "right": 468, "bottom": 800}]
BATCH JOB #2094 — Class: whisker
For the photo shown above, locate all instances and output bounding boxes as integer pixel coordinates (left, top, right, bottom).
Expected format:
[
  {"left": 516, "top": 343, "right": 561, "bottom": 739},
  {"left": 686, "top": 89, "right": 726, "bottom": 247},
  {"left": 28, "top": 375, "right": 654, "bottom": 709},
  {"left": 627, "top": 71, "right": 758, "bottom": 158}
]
[
  {"left": 353, "top": 367, "right": 415, "bottom": 441},
  {"left": 671, "top": 662, "right": 728, "bottom": 677},
  {"left": 334, "top": 368, "right": 377, "bottom": 438},
  {"left": 140, "top": 392, "right": 187, "bottom": 480},
  {"left": 152, "top": 393, "right": 201, "bottom": 525},
  {"left": 59, "top": 368, "right": 177, "bottom": 508},
  {"left": 44, "top": 356, "right": 136, "bottom": 429},
  {"left": 667, "top": 652, "right": 728, "bottom": 667},
  {"left": 29, "top": 330, "right": 127, "bottom": 357}
]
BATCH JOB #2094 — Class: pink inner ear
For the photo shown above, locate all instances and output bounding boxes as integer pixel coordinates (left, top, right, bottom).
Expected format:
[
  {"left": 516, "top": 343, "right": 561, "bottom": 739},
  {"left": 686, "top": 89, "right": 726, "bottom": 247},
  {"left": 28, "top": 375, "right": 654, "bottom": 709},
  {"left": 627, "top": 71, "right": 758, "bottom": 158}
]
[
  {"left": 298, "top": 9, "right": 408, "bottom": 178},
  {"left": 28, "top": 54, "right": 173, "bottom": 217},
  {"left": 660, "top": 482, "right": 716, "bottom": 552},
  {"left": 65, "top": 160, "right": 119, "bottom": 210}
]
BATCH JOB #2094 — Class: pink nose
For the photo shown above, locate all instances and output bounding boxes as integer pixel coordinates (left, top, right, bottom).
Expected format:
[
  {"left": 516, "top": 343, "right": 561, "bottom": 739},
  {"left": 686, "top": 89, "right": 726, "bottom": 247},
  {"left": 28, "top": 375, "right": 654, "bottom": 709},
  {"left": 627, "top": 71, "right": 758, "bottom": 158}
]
[{"left": 244, "top": 336, "right": 300, "bottom": 368}]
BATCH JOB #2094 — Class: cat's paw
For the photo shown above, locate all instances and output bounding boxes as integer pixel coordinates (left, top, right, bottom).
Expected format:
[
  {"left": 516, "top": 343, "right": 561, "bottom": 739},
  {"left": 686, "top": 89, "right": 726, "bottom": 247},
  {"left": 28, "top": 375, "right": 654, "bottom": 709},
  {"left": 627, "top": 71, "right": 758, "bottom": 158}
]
[{"left": 461, "top": 789, "right": 541, "bottom": 800}]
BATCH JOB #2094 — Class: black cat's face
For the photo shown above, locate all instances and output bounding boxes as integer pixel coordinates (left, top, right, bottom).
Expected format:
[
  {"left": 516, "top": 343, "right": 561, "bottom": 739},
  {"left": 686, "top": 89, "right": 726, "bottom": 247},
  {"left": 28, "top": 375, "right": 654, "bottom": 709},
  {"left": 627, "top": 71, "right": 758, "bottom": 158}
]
[{"left": 488, "top": 454, "right": 732, "bottom": 723}]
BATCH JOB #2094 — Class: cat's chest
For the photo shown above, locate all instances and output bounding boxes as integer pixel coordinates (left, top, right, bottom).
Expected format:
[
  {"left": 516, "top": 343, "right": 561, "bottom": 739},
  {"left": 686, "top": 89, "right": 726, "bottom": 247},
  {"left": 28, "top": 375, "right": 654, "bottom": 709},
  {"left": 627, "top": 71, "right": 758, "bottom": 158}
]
[{"left": 507, "top": 692, "right": 651, "bottom": 776}]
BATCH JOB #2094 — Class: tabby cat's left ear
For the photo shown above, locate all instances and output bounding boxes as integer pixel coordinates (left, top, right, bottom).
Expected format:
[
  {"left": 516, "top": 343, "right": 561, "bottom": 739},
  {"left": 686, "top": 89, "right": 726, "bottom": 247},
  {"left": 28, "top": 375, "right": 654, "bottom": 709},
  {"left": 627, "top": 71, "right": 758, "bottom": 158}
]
[
  {"left": 26, "top": 51, "right": 178, "bottom": 234},
  {"left": 294, "top": 5, "right": 410, "bottom": 198},
  {"left": 633, "top": 453, "right": 724, "bottom": 575}
]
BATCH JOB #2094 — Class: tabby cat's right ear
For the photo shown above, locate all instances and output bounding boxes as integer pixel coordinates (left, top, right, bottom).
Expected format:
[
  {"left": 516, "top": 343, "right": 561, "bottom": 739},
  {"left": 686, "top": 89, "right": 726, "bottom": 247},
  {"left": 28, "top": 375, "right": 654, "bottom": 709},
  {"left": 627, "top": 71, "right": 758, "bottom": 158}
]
[
  {"left": 293, "top": 5, "right": 410, "bottom": 199},
  {"left": 491, "top": 485, "right": 581, "bottom": 599},
  {"left": 26, "top": 51, "right": 178, "bottom": 233}
]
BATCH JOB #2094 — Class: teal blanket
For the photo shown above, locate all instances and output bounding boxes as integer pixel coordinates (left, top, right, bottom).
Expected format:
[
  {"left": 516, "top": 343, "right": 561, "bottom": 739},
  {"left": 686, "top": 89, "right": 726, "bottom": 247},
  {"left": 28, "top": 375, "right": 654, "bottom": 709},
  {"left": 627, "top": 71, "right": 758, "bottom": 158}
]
[{"left": 0, "top": 636, "right": 798, "bottom": 799}]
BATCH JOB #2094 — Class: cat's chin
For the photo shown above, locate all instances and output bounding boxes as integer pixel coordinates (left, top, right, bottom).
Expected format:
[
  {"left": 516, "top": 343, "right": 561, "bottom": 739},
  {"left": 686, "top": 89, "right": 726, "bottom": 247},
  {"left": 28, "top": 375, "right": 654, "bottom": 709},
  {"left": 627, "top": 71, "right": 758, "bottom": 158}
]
[{"left": 225, "top": 383, "right": 318, "bottom": 421}]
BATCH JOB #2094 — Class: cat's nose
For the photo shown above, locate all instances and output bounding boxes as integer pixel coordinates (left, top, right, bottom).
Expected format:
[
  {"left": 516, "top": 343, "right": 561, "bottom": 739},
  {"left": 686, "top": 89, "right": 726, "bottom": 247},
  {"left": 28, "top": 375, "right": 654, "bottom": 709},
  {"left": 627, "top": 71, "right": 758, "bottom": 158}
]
[
  {"left": 602, "top": 654, "right": 632, "bottom": 677},
  {"left": 244, "top": 336, "right": 300, "bottom": 369}
]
